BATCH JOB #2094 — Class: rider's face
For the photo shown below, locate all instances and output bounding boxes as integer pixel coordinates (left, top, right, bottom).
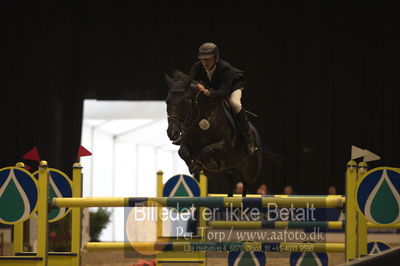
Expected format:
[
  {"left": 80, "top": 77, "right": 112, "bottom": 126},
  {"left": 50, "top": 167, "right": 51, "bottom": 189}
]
[{"left": 200, "top": 57, "right": 218, "bottom": 71}]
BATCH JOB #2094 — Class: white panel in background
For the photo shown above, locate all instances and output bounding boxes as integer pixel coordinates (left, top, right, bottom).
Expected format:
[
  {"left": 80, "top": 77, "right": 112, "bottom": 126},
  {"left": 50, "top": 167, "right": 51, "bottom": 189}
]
[
  {"left": 83, "top": 100, "right": 168, "bottom": 120},
  {"left": 115, "top": 142, "right": 137, "bottom": 197},
  {"left": 136, "top": 145, "right": 157, "bottom": 197},
  {"left": 81, "top": 100, "right": 191, "bottom": 242},
  {"left": 80, "top": 124, "right": 93, "bottom": 198}
]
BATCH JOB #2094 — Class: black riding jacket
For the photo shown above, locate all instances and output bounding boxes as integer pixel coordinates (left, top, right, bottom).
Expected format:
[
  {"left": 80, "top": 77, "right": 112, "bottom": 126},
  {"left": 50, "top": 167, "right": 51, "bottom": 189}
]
[{"left": 189, "top": 59, "right": 245, "bottom": 99}]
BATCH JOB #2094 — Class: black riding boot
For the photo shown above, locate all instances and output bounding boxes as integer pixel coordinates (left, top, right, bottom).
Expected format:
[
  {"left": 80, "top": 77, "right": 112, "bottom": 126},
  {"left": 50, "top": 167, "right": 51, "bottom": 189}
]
[{"left": 237, "top": 109, "right": 257, "bottom": 155}]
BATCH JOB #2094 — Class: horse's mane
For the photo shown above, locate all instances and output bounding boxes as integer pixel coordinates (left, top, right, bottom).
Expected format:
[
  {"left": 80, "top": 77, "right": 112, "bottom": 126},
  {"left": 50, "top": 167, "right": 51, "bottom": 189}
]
[
  {"left": 166, "top": 70, "right": 192, "bottom": 104},
  {"left": 172, "top": 70, "right": 190, "bottom": 82}
]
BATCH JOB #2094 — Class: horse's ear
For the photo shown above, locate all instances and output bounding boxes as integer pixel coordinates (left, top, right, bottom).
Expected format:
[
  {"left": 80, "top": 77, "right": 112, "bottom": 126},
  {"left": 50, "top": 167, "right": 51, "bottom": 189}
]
[{"left": 165, "top": 73, "right": 174, "bottom": 88}]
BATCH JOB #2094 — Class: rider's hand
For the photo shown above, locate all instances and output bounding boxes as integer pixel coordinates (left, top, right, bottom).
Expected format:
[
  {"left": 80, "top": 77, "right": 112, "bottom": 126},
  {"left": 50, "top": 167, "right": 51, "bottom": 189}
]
[
  {"left": 201, "top": 89, "right": 210, "bottom": 96},
  {"left": 196, "top": 83, "right": 206, "bottom": 91},
  {"left": 196, "top": 84, "right": 210, "bottom": 96}
]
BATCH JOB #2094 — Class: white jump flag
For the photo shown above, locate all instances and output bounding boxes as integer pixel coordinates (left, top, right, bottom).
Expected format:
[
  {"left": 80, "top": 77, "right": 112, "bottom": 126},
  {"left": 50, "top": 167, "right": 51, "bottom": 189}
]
[{"left": 351, "top": 145, "right": 381, "bottom": 162}]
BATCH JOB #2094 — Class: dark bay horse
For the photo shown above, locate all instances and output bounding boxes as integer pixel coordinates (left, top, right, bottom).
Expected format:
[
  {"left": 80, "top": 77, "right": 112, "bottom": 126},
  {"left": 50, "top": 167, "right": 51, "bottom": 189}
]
[{"left": 165, "top": 71, "right": 263, "bottom": 196}]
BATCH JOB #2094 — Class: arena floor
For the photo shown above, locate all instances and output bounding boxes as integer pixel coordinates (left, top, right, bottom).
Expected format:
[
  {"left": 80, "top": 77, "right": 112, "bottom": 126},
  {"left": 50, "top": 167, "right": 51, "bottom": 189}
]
[
  {"left": 1, "top": 232, "right": 398, "bottom": 265},
  {"left": 81, "top": 232, "right": 398, "bottom": 266}
]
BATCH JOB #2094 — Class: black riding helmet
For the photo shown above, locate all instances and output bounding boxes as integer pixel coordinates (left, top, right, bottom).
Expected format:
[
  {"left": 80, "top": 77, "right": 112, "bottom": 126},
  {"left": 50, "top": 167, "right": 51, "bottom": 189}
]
[{"left": 198, "top": 42, "right": 219, "bottom": 59}]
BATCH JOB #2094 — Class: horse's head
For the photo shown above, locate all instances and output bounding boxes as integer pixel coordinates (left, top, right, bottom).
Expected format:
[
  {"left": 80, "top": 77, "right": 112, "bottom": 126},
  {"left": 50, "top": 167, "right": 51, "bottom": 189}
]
[{"left": 165, "top": 71, "right": 194, "bottom": 144}]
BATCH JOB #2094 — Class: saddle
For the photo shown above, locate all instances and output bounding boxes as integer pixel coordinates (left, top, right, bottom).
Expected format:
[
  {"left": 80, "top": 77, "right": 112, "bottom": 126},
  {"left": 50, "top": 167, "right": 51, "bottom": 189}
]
[{"left": 221, "top": 100, "right": 238, "bottom": 135}]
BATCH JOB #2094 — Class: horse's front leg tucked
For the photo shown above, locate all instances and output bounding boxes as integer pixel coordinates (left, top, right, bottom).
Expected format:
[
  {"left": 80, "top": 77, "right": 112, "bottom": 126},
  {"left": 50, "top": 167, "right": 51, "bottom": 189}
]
[
  {"left": 178, "top": 145, "right": 199, "bottom": 174},
  {"left": 200, "top": 140, "right": 227, "bottom": 171}
]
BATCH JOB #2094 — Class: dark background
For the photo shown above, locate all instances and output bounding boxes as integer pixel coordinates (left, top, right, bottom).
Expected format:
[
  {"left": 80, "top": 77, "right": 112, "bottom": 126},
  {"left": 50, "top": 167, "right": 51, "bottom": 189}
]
[{"left": 1, "top": 1, "right": 399, "bottom": 195}]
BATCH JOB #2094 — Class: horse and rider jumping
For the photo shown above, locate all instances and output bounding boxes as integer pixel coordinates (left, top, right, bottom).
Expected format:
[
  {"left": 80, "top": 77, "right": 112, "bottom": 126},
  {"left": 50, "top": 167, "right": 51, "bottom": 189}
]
[{"left": 165, "top": 42, "right": 262, "bottom": 196}]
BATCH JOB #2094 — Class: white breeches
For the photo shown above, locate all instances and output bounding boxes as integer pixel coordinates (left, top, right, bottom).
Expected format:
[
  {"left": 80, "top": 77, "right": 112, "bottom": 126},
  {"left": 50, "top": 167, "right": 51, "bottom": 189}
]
[{"left": 229, "top": 88, "right": 243, "bottom": 113}]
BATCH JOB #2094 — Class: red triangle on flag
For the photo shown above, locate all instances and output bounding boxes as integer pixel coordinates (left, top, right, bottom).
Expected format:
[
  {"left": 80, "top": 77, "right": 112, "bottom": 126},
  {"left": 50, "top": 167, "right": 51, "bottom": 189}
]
[
  {"left": 77, "top": 145, "right": 92, "bottom": 159},
  {"left": 22, "top": 147, "right": 40, "bottom": 161}
]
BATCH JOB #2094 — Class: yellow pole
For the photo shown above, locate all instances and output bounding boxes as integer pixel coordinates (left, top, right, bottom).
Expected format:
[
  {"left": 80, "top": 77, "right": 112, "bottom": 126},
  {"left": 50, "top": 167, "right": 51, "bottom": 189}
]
[
  {"left": 71, "top": 162, "right": 83, "bottom": 266},
  {"left": 367, "top": 222, "right": 400, "bottom": 229},
  {"left": 357, "top": 162, "right": 368, "bottom": 257},
  {"left": 84, "top": 241, "right": 346, "bottom": 253},
  {"left": 208, "top": 193, "right": 344, "bottom": 198},
  {"left": 198, "top": 172, "right": 207, "bottom": 265},
  {"left": 345, "top": 160, "right": 357, "bottom": 261},
  {"left": 198, "top": 171, "right": 207, "bottom": 238},
  {"left": 12, "top": 162, "right": 25, "bottom": 255},
  {"left": 209, "top": 220, "right": 400, "bottom": 229},
  {"left": 37, "top": 161, "right": 49, "bottom": 266},
  {"left": 157, "top": 170, "right": 163, "bottom": 197},
  {"left": 156, "top": 170, "right": 163, "bottom": 239},
  {"left": 53, "top": 196, "right": 344, "bottom": 208},
  {"left": 54, "top": 197, "right": 127, "bottom": 207}
]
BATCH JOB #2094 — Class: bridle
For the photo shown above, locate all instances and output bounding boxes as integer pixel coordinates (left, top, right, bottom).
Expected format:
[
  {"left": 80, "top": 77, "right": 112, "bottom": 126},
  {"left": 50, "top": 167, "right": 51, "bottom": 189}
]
[{"left": 167, "top": 85, "right": 202, "bottom": 131}]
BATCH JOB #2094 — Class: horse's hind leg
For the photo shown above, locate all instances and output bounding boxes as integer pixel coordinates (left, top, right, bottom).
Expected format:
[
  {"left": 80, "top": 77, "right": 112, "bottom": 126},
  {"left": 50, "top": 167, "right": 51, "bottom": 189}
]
[
  {"left": 242, "top": 181, "right": 248, "bottom": 197},
  {"left": 228, "top": 178, "right": 234, "bottom": 197},
  {"left": 193, "top": 170, "right": 200, "bottom": 182}
]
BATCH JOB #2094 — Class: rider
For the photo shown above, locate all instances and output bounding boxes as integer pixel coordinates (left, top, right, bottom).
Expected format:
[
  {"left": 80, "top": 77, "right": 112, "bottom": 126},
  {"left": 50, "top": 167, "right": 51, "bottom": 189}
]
[{"left": 189, "top": 42, "right": 257, "bottom": 155}]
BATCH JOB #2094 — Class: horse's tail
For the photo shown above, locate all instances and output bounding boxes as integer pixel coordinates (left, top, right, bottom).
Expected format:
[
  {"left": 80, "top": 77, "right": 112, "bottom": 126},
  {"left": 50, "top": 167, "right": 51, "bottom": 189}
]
[
  {"left": 263, "top": 147, "right": 285, "bottom": 167},
  {"left": 249, "top": 122, "right": 284, "bottom": 172},
  {"left": 250, "top": 122, "right": 263, "bottom": 181}
]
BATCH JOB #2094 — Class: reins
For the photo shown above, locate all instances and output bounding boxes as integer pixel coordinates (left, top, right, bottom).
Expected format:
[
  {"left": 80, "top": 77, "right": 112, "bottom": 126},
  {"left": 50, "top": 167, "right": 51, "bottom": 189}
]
[{"left": 167, "top": 90, "right": 202, "bottom": 131}]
